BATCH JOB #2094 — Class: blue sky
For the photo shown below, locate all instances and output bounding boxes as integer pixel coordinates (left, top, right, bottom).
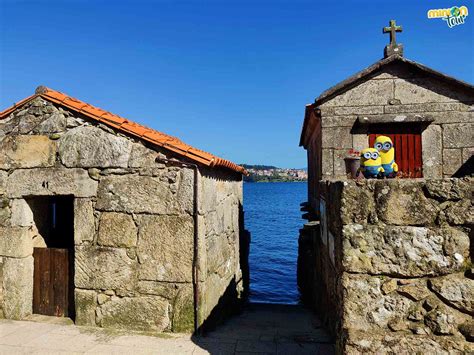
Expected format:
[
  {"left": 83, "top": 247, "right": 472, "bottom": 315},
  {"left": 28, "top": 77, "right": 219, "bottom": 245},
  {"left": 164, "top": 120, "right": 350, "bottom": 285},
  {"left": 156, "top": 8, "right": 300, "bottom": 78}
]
[{"left": 1, "top": 0, "right": 472, "bottom": 168}]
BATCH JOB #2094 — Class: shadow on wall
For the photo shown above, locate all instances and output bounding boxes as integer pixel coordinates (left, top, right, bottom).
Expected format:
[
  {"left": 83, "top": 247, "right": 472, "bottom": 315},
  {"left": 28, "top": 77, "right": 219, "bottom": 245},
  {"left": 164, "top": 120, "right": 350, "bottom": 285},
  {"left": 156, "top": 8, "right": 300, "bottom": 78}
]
[
  {"left": 297, "top": 222, "right": 338, "bottom": 338},
  {"left": 239, "top": 203, "right": 251, "bottom": 301},
  {"left": 195, "top": 203, "right": 251, "bottom": 337},
  {"left": 453, "top": 155, "right": 474, "bottom": 178}
]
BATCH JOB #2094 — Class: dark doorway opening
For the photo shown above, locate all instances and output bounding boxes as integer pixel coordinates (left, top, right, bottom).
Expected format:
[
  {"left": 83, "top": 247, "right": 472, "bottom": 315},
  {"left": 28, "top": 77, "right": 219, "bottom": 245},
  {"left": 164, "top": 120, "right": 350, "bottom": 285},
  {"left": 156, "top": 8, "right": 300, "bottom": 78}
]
[{"left": 28, "top": 196, "right": 75, "bottom": 319}]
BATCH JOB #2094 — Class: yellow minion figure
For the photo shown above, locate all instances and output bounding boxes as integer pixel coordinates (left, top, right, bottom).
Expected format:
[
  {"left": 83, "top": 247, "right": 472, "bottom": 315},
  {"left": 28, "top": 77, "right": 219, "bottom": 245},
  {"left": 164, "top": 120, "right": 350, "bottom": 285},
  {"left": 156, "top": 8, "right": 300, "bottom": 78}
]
[
  {"left": 358, "top": 148, "right": 384, "bottom": 178},
  {"left": 374, "top": 136, "right": 398, "bottom": 178}
]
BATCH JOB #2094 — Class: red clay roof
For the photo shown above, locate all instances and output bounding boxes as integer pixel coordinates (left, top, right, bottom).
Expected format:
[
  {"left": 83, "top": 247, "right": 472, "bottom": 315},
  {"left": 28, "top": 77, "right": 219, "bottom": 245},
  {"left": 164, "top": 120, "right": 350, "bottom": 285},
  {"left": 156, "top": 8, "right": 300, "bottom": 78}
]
[{"left": 0, "top": 86, "right": 247, "bottom": 175}]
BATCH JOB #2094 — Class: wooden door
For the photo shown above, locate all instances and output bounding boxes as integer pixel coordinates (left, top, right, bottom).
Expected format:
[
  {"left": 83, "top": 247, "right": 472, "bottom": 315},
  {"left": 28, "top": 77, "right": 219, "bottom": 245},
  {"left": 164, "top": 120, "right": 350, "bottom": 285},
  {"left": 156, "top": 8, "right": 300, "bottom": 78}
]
[
  {"left": 368, "top": 124, "right": 423, "bottom": 178},
  {"left": 33, "top": 248, "right": 69, "bottom": 317}
]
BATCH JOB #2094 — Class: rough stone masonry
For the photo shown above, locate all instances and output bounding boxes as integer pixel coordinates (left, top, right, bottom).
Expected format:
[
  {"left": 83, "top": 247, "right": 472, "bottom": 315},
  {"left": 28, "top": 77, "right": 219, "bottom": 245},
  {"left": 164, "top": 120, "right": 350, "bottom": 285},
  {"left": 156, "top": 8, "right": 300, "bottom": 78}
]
[
  {"left": 299, "top": 178, "right": 473, "bottom": 353},
  {"left": 300, "top": 55, "right": 474, "bottom": 216},
  {"left": 0, "top": 95, "right": 247, "bottom": 333}
]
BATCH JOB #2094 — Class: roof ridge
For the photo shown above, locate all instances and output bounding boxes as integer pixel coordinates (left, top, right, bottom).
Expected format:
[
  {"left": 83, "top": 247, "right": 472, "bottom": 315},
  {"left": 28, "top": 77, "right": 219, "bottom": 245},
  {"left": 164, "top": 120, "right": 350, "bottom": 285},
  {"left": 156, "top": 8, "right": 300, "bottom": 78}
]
[
  {"left": 314, "top": 55, "right": 474, "bottom": 106},
  {"left": 0, "top": 86, "right": 247, "bottom": 175}
]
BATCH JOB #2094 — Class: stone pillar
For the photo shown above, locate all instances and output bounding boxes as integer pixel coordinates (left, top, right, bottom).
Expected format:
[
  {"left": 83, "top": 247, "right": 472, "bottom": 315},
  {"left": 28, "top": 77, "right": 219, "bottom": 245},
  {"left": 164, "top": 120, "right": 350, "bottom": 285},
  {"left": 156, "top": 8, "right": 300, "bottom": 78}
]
[{"left": 422, "top": 124, "right": 442, "bottom": 178}]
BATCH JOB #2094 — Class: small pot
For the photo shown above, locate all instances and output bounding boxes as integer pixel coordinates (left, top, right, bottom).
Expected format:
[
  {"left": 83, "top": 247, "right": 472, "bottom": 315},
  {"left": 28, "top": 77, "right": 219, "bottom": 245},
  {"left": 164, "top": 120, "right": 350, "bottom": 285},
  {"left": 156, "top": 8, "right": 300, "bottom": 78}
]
[{"left": 344, "top": 157, "right": 360, "bottom": 179}]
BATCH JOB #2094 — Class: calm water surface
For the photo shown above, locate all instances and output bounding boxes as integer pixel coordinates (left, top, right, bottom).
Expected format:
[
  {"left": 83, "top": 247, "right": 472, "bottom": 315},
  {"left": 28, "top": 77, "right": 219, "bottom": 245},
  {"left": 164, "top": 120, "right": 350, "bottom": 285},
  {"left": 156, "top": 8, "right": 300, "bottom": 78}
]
[{"left": 243, "top": 182, "right": 306, "bottom": 304}]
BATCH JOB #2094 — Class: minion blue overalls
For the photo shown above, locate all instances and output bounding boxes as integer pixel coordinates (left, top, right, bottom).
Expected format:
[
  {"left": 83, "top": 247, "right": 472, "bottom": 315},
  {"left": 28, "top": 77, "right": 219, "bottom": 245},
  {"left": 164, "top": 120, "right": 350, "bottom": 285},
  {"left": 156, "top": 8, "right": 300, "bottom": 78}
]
[{"left": 361, "top": 165, "right": 381, "bottom": 179}]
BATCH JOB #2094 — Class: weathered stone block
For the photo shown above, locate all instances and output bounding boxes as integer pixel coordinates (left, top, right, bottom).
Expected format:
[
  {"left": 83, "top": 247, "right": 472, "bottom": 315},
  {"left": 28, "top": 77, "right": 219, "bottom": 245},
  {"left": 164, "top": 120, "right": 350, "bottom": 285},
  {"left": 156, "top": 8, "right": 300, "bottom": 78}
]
[
  {"left": 459, "top": 321, "right": 474, "bottom": 342},
  {"left": 6, "top": 168, "right": 98, "bottom": 198},
  {"left": 341, "top": 274, "right": 412, "bottom": 331},
  {"left": 196, "top": 216, "right": 208, "bottom": 282},
  {"left": 176, "top": 168, "right": 194, "bottom": 214},
  {"left": 59, "top": 126, "right": 132, "bottom": 168},
  {"left": 320, "top": 115, "right": 357, "bottom": 128},
  {"left": 0, "top": 171, "right": 7, "bottom": 195},
  {"left": 443, "top": 149, "right": 462, "bottom": 176},
  {"left": 171, "top": 284, "right": 194, "bottom": 332},
  {"left": 97, "top": 296, "right": 169, "bottom": 331},
  {"left": 442, "top": 199, "right": 473, "bottom": 225},
  {"left": 443, "top": 123, "right": 474, "bottom": 149},
  {"left": 429, "top": 274, "right": 473, "bottom": 315},
  {"left": 394, "top": 78, "right": 470, "bottom": 104},
  {"left": 333, "top": 150, "right": 348, "bottom": 177},
  {"left": 33, "top": 111, "right": 67, "bottom": 134},
  {"left": 136, "top": 215, "right": 193, "bottom": 282},
  {"left": 0, "top": 227, "right": 32, "bottom": 258},
  {"left": 383, "top": 102, "right": 471, "bottom": 114},
  {"left": 322, "top": 79, "right": 393, "bottom": 106},
  {"left": 431, "top": 111, "right": 474, "bottom": 124},
  {"left": 424, "top": 178, "right": 471, "bottom": 201},
  {"left": 97, "top": 293, "right": 108, "bottom": 305},
  {"left": 425, "top": 307, "right": 457, "bottom": 335},
  {"left": 199, "top": 175, "right": 218, "bottom": 214},
  {"left": 96, "top": 174, "right": 191, "bottom": 214},
  {"left": 137, "top": 280, "right": 180, "bottom": 299},
  {"left": 203, "top": 211, "right": 224, "bottom": 239},
  {"left": 199, "top": 273, "right": 235, "bottom": 324},
  {"left": 2, "top": 256, "right": 33, "bottom": 319},
  {"left": 0, "top": 135, "right": 56, "bottom": 169},
  {"left": 74, "top": 289, "right": 97, "bottom": 326},
  {"left": 335, "top": 106, "right": 384, "bottom": 116},
  {"left": 462, "top": 147, "right": 473, "bottom": 163},
  {"left": 75, "top": 245, "right": 138, "bottom": 291},
  {"left": 206, "top": 233, "right": 234, "bottom": 277},
  {"left": 231, "top": 201, "right": 240, "bottom": 235},
  {"left": 0, "top": 198, "right": 10, "bottom": 227},
  {"left": 322, "top": 149, "right": 333, "bottom": 177},
  {"left": 352, "top": 134, "right": 367, "bottom": 151},
  {"left": 380, "top": 279, "right": 397, "bottom": 295},
  {"left": 422, "top": 124, "right": 442, "bottom": 178},
  {"left": 220, "top": 197, "right": 234, "bottom": 234},
  {"left": 10, "top": 199, "right": 34, "bottom": 227},
  {"left": 374, "top": 180, "right": 438, "bottom": 226},
  {"left": 340, "top": 183, "right": 375, "bottom": 224},
  {"left": 321, "top": 127, "right": 352, "bottom": 149},
  {"left": 344, "top": 328, "right": 471, "bottom": 354},
  {"left": 128, "top": 143, "right": 161, "bottom": 168},
  {"left": 98, "top": 212, "right": 137, "bottom": 248},
  {"left": 0, "top": 113, "right": 44, "bottom": 135},
  {"left": 397, "top": 282, "right": 431, "bottom": 301},
  {"left": 74, "top": 199, "right": 95, "bottom": 244},
  {"left": 342, "top": 224, "right": 469, "bottom": 277}
]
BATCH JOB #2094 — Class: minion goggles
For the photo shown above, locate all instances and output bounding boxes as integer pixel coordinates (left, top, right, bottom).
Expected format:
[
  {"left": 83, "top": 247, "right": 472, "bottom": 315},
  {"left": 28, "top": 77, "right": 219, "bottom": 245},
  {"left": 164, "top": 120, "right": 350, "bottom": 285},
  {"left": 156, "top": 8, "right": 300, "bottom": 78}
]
[
  {"left": 362, "top": 151, "right": 380, "bottom": 160},
  {"left": 374, "top": 142, "right": 393, "bottom": 151}
]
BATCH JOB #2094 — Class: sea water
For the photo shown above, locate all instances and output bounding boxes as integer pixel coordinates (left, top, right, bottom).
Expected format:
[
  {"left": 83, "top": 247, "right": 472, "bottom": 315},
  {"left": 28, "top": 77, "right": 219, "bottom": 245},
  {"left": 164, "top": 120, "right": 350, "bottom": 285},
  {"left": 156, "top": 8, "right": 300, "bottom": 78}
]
[{"left": 243, "top": 182, "right": 306, "bottom": 304}]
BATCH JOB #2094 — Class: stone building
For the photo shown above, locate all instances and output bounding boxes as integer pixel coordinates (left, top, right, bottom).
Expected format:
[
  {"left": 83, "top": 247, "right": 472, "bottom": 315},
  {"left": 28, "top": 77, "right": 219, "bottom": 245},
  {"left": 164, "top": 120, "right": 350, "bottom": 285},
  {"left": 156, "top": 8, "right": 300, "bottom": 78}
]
[
  {"left": 0, "top": 86, "right": 249, "bottom": 333},
  {"left": 300, "top": 27, "right": 473, "bottom": 216},
  {"left": 298, "top": 23, "right": 473, "bottom": 353}
]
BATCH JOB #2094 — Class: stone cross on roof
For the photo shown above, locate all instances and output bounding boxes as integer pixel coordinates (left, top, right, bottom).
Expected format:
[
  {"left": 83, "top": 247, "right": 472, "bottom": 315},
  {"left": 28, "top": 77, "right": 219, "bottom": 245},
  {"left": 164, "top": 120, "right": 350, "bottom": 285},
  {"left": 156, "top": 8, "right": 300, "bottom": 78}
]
[{"left": 383, "top": 19, "right": 404, "bottom": 58}]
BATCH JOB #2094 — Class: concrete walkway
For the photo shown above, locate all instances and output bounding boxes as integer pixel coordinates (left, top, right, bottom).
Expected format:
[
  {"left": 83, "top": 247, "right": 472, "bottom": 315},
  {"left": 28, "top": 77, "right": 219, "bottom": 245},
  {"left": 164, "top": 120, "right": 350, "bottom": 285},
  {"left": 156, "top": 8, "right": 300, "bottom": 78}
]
[{"left": 0, "top": 304, "right": 334, "bottom": 354}]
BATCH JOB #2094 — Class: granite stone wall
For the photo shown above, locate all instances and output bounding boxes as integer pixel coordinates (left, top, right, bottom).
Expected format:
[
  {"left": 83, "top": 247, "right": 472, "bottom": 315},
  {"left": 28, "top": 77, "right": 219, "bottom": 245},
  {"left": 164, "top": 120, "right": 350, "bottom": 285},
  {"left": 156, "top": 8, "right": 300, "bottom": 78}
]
[
  {"left": 0, "top": 97, "right": 246, "bottom": 332},
  {"left": 298, "top": 178, "right": 473, "bottom": 353},
  {"left": 197, "top": 170, "right": 246, "bottom": 327}
]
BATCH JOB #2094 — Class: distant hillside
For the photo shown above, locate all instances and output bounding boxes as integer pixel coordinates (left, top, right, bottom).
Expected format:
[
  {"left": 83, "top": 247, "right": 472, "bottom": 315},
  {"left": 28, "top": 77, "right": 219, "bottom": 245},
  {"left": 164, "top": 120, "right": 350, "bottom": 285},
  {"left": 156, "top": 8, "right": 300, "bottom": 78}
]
[
  {"left": 241, "top": 164, "right": 278, "bottom": 170},
  {"left": 241, "top": 164, "right": 308, "bottom": 182}
]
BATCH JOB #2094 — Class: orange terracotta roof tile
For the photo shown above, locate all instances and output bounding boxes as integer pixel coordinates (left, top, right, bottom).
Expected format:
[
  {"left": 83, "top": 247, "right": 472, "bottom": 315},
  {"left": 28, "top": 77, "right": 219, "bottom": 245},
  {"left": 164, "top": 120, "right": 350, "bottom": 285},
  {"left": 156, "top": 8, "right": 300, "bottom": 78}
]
[
  {"left": 120, "top": 122, "right": 149, "bottom": 137},
  {"left": 0, "top": 86, "right": 247, "bottom": 175},
  {"left": 41, "top": 90, "right": 66, "bottom": 102},
  {"left": 99, "top": 112, "right": 126, "bottom": 126},
  {"left": 80, "top": 104, "right": 104, "bottom": 117},
  {"left": 0, "top": 94, "right": 37, "bottom": 118},
  {"left": 186, "top": 147, "right": 215, "bottom": 161}
]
